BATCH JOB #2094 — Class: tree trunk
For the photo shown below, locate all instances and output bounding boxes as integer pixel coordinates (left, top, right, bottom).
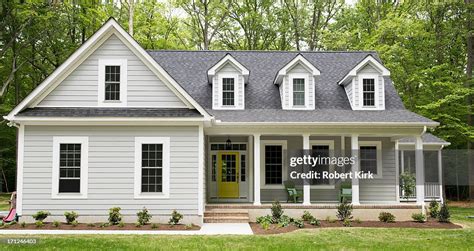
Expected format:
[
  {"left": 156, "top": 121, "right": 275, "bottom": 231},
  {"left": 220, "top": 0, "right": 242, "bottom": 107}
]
[
  {"left": 128, "top": 0, "right": 134, "bottom": 36},
  {"left": 466, "top": 0, "right": 474, "bottom": 200}
]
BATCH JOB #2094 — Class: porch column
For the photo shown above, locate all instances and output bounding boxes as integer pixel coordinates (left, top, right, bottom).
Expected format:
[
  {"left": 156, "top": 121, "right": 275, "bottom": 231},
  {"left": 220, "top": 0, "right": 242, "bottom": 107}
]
[
  {"left": 351, "top": 134, "right": 360, "bottom": 205},
  {"left": 253, "top": 133, "right": 261, "bottom": 205},
  {"left": 415, "top": 136, "right": 425, "bottom": 207},
  {"left": 395, "top": 140, "right": 400, "bottom": 203},
  {"left": 438, "top": 147, "right": 444, "bottom": 203},
  {"left": 303, "top": 133, "right": 311, "bottom": 205}
]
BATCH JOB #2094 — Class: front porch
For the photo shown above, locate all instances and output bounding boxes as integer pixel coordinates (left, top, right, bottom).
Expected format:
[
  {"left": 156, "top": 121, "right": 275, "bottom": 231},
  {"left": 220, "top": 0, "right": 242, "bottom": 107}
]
[{"left": 204, "top": 128, "right": 445, "bottom": 207}]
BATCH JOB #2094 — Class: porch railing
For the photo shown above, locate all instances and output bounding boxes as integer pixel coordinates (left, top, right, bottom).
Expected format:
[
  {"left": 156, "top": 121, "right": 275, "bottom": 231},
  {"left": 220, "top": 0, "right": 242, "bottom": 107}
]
[{"left": 399, "top": 182, "right": 441, "bottom": 200}]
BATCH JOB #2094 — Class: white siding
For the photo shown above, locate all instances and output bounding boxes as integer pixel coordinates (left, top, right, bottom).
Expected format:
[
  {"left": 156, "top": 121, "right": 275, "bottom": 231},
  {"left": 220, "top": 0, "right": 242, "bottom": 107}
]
[
  {"left": 211, "top": 62, "right": 245, "bottom": 109},
  {"left": 22, "top": 125, "right": 199, "bottom": 216},
  {"left": 38, "top": 35, "right": 186, "bottom": 108}
]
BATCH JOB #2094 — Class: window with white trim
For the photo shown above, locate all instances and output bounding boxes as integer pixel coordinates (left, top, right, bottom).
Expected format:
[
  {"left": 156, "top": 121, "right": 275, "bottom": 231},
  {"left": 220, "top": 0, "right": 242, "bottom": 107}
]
[
  {"left": 362, "top": 78, "right": 375, "bottom": 107},
  {"left": 52, "top": 137, "right": 88, "bottom": 199},
  {"left": 134, "top": 137, "right": 170, "bottom": 198},
  {"left": 264, "top": 145, "right": 283, "bottom": 185},
  {"left": 222, "top": 77, "right": 235, "bottom": 106},
  {"left": 292, "top": 78, "right": 305, "bottom": 106},
  {"left": 98, "top": 59, "right": 127, "bottom": 106},
  {"left": 359, "top": 141, "right": 382, "bottom": 177}
]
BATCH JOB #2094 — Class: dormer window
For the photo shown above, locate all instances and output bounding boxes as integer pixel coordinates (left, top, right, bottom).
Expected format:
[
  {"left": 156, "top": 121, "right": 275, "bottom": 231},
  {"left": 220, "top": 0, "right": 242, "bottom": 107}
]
[
  {"left": 275, "top": 55, "right": 319, "bottom": 110},
  {"left": 222, "top": 77, "right": 235, "bottom": 106},
  {"left": 292, "top": 78, "right": 305, "bottom": 106},
  {"left": 208, "top": 54, "right": 249, "bottom": 110},
  {"left": 98, "top": 59, "right": 127, "bottom": 106},
  {"left": 338, "top": 55, "right": 390, "bottom": 111},
  {"left": 362, "top": 78, "right": 375, "bottom": 107}
]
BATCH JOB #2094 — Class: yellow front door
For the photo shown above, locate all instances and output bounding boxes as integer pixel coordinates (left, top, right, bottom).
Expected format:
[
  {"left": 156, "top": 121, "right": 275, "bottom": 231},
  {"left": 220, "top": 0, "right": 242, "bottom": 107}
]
[{"left": 218, "top": 152, "right": 239, "bottom": 198}]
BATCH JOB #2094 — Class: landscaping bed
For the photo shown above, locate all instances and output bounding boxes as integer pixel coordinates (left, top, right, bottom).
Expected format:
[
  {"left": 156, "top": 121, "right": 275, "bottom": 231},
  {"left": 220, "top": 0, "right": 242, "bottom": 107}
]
[
  {"left": 1, "top": 222, "right": 200, "bottom": 231},
  {"left": 250, "top": 219, "right": 461, "bottom": 235}
]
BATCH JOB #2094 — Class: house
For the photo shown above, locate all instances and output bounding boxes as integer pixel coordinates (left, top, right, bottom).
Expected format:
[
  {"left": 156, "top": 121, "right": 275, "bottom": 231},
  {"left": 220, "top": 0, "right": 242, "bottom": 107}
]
[{"left": 4, "top": 19, "right": 449, "bottom": 224}]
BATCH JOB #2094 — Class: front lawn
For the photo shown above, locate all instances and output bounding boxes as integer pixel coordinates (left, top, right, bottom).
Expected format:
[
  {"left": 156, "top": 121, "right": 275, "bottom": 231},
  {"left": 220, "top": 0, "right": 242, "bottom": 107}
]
[{"left": 0, "top": 205, "right": 473, "bottom": 250}]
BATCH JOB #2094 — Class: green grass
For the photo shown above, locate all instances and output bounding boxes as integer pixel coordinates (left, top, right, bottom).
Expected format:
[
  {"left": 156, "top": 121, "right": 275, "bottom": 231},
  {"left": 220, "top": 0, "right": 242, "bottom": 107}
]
[
  {"left": 0, "top": 193, "right": 11, "bottom": 211},
  {"left": 0, "top": 206, "right": 472, "bottom": 250}
]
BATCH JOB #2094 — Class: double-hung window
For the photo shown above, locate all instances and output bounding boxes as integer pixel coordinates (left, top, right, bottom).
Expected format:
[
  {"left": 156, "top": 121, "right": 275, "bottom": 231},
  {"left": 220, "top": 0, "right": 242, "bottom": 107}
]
[
  {"left": 98, "top": 59, "right": 127, "bottom": 106},
  {"left": 362, "top": 78, "right": 375, "bottom": 107},
  {"left": 293, "top": 78, "right": 305, "bottom": 106},
  {"left": 359, "top": 141, "right": 382, "bottom": 177},
  {"left": 134, "top": 137, "right": 170, "bottom": 198},
  {"left": 265, "top": 145, "right": 283, "bottom": 185},
  {"left": 52, "top": 137, "right": 88, "bottom": 198},
  {"left": 222, "top": 78, "right": 235, "bottom": 106}
]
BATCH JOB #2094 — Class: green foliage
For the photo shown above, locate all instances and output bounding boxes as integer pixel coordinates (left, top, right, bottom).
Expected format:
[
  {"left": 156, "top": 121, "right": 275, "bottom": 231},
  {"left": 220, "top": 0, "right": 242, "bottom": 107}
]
[
  {"left": 378, "top": 212, "right": 396, "bottom": 223},
  {"left": 118, "top": 221, "right": 125, "bottom": 228},
  {"left": 292, "top": 219, "right": 304, "bottom": 228},
  {"left": 168, "top": 210, "right": 183, "bottom": 225},
  {"left": 400, "top": 172, "right": 416, "bottom": 201},
  {"left": 438, "top": 203, "right": 451, "bottom": 222},
  {"left": 108, "top": 207, "right": 122, "bottom": 225},
  {"left": 412, "top": 213, "right": 426, "bottom": 223},
  {"left": 354, "top": 218, "right": 362, "bottom": 224},
  {"left": 151, "top": 223, "right": 158, "bottom": 229},
  {"left": 137, "top": 207, "right": 152, "bottom": 225},
  {"left": 301, "top": 211, "right": 314, "bottom": 221},
  {"left": 256, "top": 215, "right": 273, "bottom": 224},
  {"left": 343, "top": 218, "right": 351, "bottom": 227},
  {"left": 53, "top": 220, "right": 60, "bottom": 227},
  {"left": 309, "top": 218, "right": 321, "bottom": 226},
  {"left": 87, "top": 223, "right": 95, "bottom": 228},
  {"left": 64, "top": 211, "right": 79, "bottom": 224},
  {"left": 429, "top": 200, "right": 440, "bottom": 218},
  {"left": 336, "top": 199, "right": 353, "bottom": 221},
  {"left": 35, "top": 221, "right": 44, "bottom": 228},
  {"left": 271, "top": 200, "right": 283, "bottom": 222},
  {"left": 100, "top": 223, "right": 109, "bottom": 228},
  {"left": 32, "top": 211, "right": 50, "bottom": 222},
  {"left": 277, "top": 215, "right": 292, "bottom": 228},
  {"left": 260, "top": 220, "right": 270, "bottom": 230},
  {"left": 135, "top": 222, "right": 142, "bottom": 228},
  {"left": 20, "top": 222, "right": 26, "bottom": 228},
  {"left": 71, "top": 220, "right": 78, "bottom": 227}
]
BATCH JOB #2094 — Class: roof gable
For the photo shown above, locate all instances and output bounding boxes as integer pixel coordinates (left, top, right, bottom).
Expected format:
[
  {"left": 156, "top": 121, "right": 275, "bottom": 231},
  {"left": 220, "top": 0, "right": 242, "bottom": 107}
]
[
  {"left": 207, "top": 54, "right": 249, "bottom": 84},
  {"left": 274, "top": 54, "right": 320, "bottom": 85},
  {"left": 5, "top": 18, "right": 211, "bottom": 121},
  {"left": 338, "top": 55, "right": 390, "bottom": 85}
]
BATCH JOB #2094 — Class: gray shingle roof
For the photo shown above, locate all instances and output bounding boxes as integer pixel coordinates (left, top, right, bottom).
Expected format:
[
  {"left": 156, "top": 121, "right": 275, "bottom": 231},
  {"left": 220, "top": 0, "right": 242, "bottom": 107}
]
[
  {"left": 148, "top": 50, "right": 436, "bottom": 124},
  {"left": 17, "top": 107, "right": 202, "bottom": 118},
  {"left": 399, "top": 133, "right": 450, "bottom": 145}
]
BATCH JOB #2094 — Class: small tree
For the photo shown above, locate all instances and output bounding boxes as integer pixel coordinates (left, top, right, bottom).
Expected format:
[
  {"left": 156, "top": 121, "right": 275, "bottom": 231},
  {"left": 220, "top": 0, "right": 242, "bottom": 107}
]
[
  {"left": 108, "top": 207, "right": 122, "bottom": 225},
  {"left": 336, "top": 199, "right": 353, "bottom": 221},
  {"left": 271, "top": 200, "right": 283, "bottom": 222},
  {"left": 428, "top": 200, "right": 440, "bottom": 218},
  {"left": 137, "top": 207, "right": 152, "bottom": 225},
  {"left": 64, "top": 211, "right": 79, "bottom": 224},
  {"left": 169, "top": 210, "right": 183, "bottom": 225},
  {"left": 400, "top": 172, "right": 415, "bottom": 201},
  {"left": 32, "top": 211, "right": 50, "bottom": 222},
  {"left": 438, "top": 202, "right": 451, "bottom": 222}
]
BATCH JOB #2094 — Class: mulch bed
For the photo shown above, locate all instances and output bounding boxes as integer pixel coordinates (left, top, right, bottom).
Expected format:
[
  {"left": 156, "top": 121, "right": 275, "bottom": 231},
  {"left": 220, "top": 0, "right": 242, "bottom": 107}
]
[
  {"left": 250, "top": 219, "right": 462, "bottom": 235},
  {"left": 1, "top": 222, "right": 200, "bottom": 231}
]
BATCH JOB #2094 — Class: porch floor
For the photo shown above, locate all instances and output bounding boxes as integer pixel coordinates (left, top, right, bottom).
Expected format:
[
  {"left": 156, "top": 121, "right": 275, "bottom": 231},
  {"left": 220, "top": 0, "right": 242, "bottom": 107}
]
[{"left": 206, "top": 203, "right": 421, "bottom": 209}]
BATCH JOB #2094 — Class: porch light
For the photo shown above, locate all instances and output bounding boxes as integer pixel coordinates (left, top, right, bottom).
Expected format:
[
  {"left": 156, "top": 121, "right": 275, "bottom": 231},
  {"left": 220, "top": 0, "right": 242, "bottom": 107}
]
[{"left": 226, "top": 138, "right": 232, "bottom": 150}]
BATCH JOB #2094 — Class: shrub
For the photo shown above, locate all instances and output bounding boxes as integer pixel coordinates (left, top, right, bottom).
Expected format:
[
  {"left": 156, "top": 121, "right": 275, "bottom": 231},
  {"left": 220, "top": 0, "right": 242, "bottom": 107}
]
[
  {"left": 354, "top": 218, "right": 362, "bottom": 224},
  {"left": 108, "top": 207, "right": 122, "bottom": 225},
  {"left": 53, "top": 221, "right": 60, "bottom": 227},
  {"left": 271, "top": 201, "right": 283, "bottom": 222},
  {"left": 302, "top": 211, "right": 314, "bottom": 221},
  {"left": 277, "top": 215, "right": 292, "bottom": 228},
  {"left": 168, "top": 210, "right": 183, "bottom": 225},
  {"left": 118, "top": 221, "right": 125, "bottom": 228},
  {"left": 32, "top": 211, "right": 50, "bottom": 222},
  {"left": 336, "top": 199, "right": 353, "bottom": 221},
  {"left": 20, "top": 222, "right": 26, "bottom": 228},
  {"left": 256, "top": 215, "right": 273, "bottom": 224},
  {"left": 151, "top": 223, "right": 158, "bottom": 229},
  {"left": 135, "top": 222, "right": 142, "bottom": 228},
  {"left": 261, "top": 221, "right": 270, "bottom": 230},
  {"left": 64, "top": 211, "right": 79, "bottom": 224},
  {"left": 185, "top": 224, "right": 194, "bottom": 230},
  {"left": 343, "top": 218, "right": 351, "bottom": 227},
  {"left": 438, "top": 203, "right": 451, "bottom": 222},
  {"left": 35, "top": 221, "right": 44, "bottom": 228},
  {"left": 87, "top": 223, "right": 95, "bottom": 228},
  {"left": 412, "top": 213, "right": 426, "bottom": 223},
  {"left": 309, "top": 218, "right": 321, "bottom": 226},
  {"left": 137, "top": 207, "right": 152, "bottom": 225},
  {"left": 429, "top": 200, "right": 440, "bottom": 218},
  {"left": 400, "top": 172, "right": 415, "bottom": 201},
  {"left": 293, "top": 219, "right": 304, "bottom": 228},
  {"left": 100, "top": 223, "right": 109, "bottom": 228},
  {"left": 378, "top": 212, "right": 396, "bottom": 223},
  {"left": 71, "top": 220, "right": 78, "bottom": 227}
]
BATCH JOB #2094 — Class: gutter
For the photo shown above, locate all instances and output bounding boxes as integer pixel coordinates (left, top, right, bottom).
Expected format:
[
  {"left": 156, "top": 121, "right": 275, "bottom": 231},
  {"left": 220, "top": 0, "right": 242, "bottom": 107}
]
[{"left": 213, "top": 120, "right": 440, "bottom": 127}]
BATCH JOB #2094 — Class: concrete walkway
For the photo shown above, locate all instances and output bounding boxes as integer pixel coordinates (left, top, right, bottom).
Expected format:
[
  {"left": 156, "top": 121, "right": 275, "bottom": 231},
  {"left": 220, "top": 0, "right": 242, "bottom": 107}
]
[{"left": 0, "top": 223, "right": 254, "bottom": 235}]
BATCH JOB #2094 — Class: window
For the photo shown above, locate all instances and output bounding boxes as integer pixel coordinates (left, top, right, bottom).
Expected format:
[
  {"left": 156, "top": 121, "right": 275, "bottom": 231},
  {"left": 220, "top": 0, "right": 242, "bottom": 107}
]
[
  {"left": 105, "top": 66, "right": 121, "bottom": 101},
  {"left": 293, "top": 78, "right": 305, "bottom": 106},
  {"left": 98, "top": 59, "right": 127, "bottom": 106},
  {"left": 362, "top": 78, "right": 375, "bottom": 107},
  {"left": 59, "top": 144, "right": 81, "bottom": 193},
  {"left": 241, "top": 154, "right": 246, "bottom": 182},
  {"left": 141, "top": 144, "right": 163, "bottom": 193},
  {"left": 52, "top": 137, "right": 88, "bottom": 199},
  {"left": 134, "top": 137, "right": 170, "bottom": 198},
  {"left": 265, "top": 145, "right": 283, "bottom": 185},
  {"left": 222, "top": 78, "right": 235, "bottom": 106},
  {"left": 311, "top": 145, "right": 330, "bottom": 185},
  {"left": 359, "top": 141, "right": 382, "bottom": 177},
  {"left": 211, "top": 154, "right": 217, "bottom": 182}
]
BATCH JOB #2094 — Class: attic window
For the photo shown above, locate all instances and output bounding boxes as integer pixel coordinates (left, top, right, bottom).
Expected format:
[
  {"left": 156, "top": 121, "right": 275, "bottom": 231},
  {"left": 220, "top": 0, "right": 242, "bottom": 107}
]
[
  {"left": 98, "top": 59, "right": 127, "bottom": 106},
  {"left": 222, "top": 78, "right": 235, "bottom": 106},
  {"left": 292, "top": 78, "right": 305, "bottom": 106},
  {"left": 105, "top": 66, "right": 121, "bottom": 101},
  {"left": 362, "top": 78, "right": 375, "bottom": 107}
]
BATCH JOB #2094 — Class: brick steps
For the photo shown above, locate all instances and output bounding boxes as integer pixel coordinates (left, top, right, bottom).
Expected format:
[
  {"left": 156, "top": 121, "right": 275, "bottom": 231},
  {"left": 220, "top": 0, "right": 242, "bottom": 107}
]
[{"left": 204, "top": 207, "right": 250, "bottom": 223}]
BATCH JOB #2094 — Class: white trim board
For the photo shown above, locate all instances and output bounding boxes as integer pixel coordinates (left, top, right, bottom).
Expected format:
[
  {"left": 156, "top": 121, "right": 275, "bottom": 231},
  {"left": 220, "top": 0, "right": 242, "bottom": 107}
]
[{"left": 260, "top": 140, "right": 288, "bottom": 189}]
